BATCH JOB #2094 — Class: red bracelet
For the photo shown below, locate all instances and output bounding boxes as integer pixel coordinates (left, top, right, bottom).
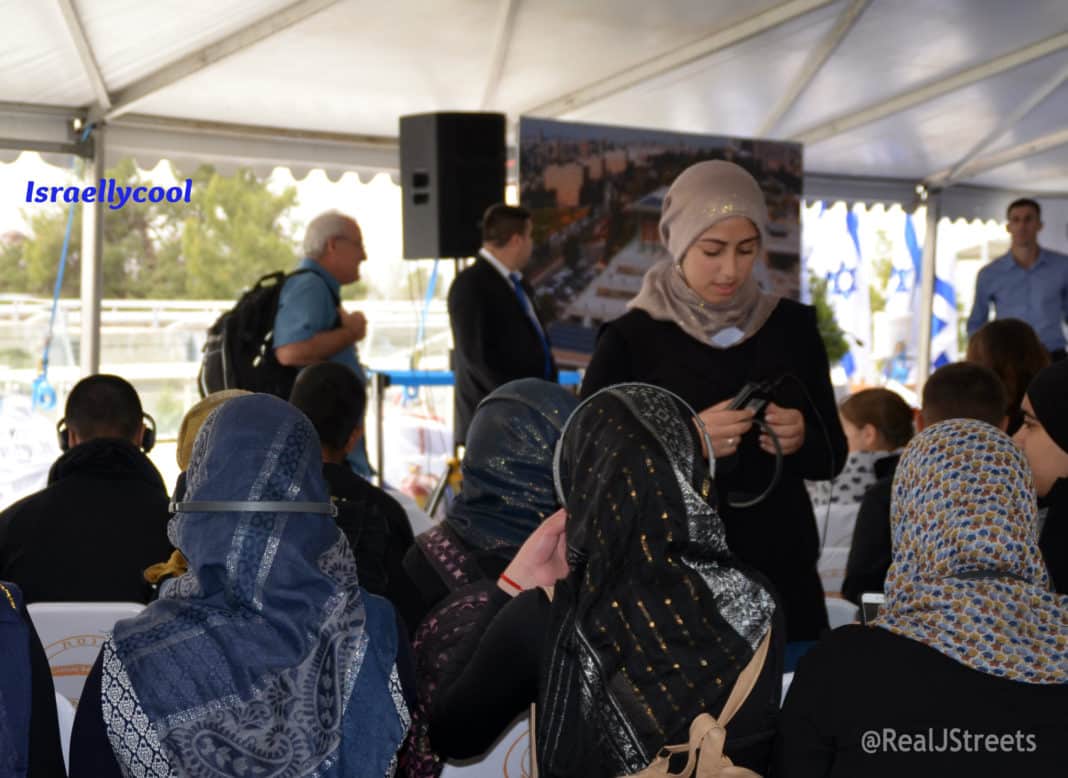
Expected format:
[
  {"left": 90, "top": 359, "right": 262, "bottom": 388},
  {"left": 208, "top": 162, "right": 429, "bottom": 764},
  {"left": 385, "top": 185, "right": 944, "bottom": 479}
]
[{"left": 499, "top": 573, "right": 524, "bottom": 593}]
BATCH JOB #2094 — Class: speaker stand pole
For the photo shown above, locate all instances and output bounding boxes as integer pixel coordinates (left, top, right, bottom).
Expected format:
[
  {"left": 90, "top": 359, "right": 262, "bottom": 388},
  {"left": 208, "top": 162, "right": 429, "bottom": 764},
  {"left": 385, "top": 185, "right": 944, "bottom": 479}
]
[{"left": 374, "top": 371, "right": 390, "bottom": 488}]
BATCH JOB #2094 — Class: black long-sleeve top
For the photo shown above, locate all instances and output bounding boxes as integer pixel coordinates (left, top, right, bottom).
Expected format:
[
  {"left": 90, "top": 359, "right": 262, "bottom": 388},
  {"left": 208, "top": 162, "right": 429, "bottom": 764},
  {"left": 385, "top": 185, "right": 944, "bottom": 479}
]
[
  {"left": 772, "top": 625, "right": 1068, "bottom": 777},
  {"left": 841, "top": 455, "right": 898, "bottom": 605},
  {"left": 1038, "top": 479, "right": 1068, "bottom": 594},
  {"left": 321, "top": 462, "right": 427, "bottom": 634},
  {"left": 429, "top": 586, "right": 785, "bottom": 774},
  {"left": 581, "top": 302, "right": 847, "bottom": 639}
]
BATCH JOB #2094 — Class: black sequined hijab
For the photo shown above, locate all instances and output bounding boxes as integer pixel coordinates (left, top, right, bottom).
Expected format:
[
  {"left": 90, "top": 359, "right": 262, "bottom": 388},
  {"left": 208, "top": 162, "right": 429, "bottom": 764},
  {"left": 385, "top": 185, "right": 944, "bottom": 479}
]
[{"left": 537, "top": 384, "right": 775, "bottom": 778}]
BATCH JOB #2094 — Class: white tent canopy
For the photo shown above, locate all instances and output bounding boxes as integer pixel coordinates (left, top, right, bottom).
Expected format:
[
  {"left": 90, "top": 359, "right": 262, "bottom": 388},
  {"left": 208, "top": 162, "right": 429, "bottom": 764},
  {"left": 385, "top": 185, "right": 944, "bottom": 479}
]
[
  {"left": 4, "top": 0, "right": 1068, "bottom": 198},
  {"left": 4, "top": 0, "right": 1068, "bottom": 378}
]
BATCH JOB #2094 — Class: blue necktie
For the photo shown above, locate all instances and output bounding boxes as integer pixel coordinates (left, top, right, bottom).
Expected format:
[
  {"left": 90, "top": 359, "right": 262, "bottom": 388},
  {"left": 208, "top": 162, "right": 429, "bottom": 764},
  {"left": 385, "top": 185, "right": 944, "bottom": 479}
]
[{"left": 510, "top": 272, "right": 553, "bottom": 379}]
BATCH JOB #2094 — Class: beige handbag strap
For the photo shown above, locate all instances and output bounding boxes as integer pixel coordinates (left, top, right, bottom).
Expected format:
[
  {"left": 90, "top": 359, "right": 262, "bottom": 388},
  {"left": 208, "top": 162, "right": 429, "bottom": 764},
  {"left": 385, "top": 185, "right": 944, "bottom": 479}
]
[
  {"left": 531, "top": 598, "right": 769, "bottom": 778},
  {"left": 716, "top": 631, "right": 771, "bottom": 727}
]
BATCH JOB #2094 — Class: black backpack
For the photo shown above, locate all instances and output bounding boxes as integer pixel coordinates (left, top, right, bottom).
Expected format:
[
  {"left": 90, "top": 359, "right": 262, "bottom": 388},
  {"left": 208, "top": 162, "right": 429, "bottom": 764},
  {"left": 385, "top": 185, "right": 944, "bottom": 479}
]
[{"left": 197, "top": 269, "right": 339, "bottom": 399}]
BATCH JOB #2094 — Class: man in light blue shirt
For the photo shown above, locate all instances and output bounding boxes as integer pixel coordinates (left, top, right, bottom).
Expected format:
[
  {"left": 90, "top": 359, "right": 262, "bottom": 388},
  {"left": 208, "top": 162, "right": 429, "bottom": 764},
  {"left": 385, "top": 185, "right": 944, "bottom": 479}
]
[
  {"left": 967, "top": 198, "right": 1068, "bottom": 360},
  {"left": 274, "top": 210, "right": 372, "bottom": 475}
]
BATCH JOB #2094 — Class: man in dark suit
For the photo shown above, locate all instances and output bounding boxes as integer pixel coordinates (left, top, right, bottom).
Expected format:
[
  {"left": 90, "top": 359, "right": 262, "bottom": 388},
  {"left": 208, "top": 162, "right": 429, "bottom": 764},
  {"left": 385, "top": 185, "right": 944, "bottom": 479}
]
[{"left": 448, "top": 203, "right": 557, "bottom": 445}]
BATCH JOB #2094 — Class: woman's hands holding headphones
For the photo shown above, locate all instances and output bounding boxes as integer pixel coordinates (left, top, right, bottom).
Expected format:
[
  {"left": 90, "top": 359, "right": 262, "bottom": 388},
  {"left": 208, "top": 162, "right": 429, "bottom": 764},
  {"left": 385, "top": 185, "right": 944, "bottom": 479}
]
[
  {"left": 499, "top": 509, "right": 569, "bottom": 596},
  {"left": 762, "top": 403, "right": 805, "bottom": 455}
]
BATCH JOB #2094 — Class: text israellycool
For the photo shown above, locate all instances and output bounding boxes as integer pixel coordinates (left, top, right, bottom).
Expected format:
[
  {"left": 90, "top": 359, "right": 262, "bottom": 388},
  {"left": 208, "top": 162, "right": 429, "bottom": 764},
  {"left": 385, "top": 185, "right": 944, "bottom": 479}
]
[{"left": 25, "top": 179, "right": 193, "bottom": 210}]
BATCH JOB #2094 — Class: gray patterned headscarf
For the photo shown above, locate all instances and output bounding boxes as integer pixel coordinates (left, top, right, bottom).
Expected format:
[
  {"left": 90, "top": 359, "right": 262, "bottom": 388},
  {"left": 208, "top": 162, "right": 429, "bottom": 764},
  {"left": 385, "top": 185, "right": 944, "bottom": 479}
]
[{"left": 538, "top": 383, "right": 775, "bottom": 777}]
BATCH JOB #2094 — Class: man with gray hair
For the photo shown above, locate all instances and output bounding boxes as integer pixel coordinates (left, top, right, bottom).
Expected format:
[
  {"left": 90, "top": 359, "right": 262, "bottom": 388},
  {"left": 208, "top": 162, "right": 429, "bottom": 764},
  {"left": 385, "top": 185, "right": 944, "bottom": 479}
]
[{"left": 274, "top": 210, "right": 372, "bottom": 476}]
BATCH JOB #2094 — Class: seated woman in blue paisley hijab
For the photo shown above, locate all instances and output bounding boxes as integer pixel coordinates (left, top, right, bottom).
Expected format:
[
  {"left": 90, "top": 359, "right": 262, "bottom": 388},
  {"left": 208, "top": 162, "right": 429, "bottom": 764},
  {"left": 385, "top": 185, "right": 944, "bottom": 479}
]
[{"left": 68, "top": 393, "right": 409, "bottom": 778}]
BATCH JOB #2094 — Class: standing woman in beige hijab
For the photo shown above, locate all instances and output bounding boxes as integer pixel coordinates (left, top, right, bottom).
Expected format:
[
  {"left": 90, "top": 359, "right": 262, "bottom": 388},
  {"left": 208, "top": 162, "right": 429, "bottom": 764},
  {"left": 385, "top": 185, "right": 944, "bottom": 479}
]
[{"left": 582, "top": 160, "right": 847, "bottom": 641}]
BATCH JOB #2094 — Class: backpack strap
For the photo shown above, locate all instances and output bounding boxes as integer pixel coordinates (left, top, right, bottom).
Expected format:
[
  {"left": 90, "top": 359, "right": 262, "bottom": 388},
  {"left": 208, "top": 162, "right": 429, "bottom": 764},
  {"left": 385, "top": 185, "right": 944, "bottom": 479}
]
[
  {"left": 279, "top": 267, "right": 341, "bottom": 331},
  {"left": 415, "top": 525, "right": 483, "bottom": 593}
]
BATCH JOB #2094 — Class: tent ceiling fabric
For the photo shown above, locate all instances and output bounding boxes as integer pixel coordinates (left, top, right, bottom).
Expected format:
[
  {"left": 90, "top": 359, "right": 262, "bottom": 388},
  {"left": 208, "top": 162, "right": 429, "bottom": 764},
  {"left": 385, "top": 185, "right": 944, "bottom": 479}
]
[{"left": 3, "top": 0, "right": 1068, "bottom": 209}]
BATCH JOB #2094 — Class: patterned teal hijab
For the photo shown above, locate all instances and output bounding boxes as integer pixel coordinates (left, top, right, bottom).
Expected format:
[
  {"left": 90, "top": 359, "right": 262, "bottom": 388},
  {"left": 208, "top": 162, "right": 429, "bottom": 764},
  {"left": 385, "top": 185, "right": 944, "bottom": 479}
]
[
  {"left": 876, "top": 419, "right": 1068, "bottom": 684},
  {"left": 105, "top": 394, "right": 407, "bottom": 777}
]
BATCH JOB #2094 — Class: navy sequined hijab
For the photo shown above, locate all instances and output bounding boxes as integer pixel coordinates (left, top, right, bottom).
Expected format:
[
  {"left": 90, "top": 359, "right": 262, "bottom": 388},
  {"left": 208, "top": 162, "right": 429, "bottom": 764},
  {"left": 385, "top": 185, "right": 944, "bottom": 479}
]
[{"left": 445, "top": 378, "right": 578, "bottom": 556}]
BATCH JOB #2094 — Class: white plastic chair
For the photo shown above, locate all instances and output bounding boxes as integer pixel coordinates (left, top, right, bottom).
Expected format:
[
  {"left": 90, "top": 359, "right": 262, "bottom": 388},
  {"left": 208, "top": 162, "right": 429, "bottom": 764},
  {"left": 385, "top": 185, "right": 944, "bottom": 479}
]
[
  {"left": 817, "top": 502, "right": 862, "bottom": 595},
  {"left": 824, "top": 596, "right": 858, "bottom": 630},
  {"left": 55, "top": 691, "right": 75, "bottom": 773},
  {"left": 440, "top": 713, "right": 531, "bottom": 778},
  {"left": 27, "top": 602, "right": 145, "bottom": 706}
]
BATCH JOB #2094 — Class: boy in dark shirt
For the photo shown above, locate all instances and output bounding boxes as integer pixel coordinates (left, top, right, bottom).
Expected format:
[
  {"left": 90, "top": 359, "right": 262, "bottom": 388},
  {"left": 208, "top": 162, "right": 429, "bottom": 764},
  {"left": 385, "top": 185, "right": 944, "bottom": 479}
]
[{"left": 290, "top": 363, "right": 422, "bottom": 630}]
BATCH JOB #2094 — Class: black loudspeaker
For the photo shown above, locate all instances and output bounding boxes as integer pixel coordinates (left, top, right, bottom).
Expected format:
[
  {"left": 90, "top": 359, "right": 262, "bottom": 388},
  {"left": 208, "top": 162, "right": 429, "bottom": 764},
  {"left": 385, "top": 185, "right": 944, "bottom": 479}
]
[{"left": 400, "top": 112, "right": 506, "bottom": 259}]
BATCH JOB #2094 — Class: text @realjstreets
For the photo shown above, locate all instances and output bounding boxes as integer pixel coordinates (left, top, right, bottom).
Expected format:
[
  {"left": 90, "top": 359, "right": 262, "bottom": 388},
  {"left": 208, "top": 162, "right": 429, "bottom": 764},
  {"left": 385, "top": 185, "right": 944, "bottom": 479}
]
[
  {"left": 25, "top": 179, "right": 192, "bottom": 209},
  {"left": 861, "top": 728, "right": 1037, "bottom": 755}
]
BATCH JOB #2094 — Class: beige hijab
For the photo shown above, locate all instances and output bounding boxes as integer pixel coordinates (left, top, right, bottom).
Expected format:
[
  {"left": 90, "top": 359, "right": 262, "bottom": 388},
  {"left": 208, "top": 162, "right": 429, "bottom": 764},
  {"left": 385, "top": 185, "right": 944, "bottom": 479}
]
[
  {"left": 176, "top": 389, "right": 251, "bottom": 470},
  {"left": 629, "top": 160, "right": 779, "bottom": 348}
]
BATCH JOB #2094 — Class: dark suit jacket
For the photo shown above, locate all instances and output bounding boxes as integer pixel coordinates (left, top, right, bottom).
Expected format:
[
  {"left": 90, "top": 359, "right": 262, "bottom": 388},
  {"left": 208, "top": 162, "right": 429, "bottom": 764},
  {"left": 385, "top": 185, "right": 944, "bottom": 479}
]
[{"left": 447, "top": 255, "right": 557, "bottom": 444}]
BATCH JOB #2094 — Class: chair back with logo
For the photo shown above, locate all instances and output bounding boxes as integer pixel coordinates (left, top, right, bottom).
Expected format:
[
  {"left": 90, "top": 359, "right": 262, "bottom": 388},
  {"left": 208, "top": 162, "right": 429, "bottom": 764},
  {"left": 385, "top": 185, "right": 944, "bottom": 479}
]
[
  {"left": 27, "top": 602, "right": 145, "bottom": 706},
  {"left": 55, "top": 691, "right": 75, "bottom": 772}
]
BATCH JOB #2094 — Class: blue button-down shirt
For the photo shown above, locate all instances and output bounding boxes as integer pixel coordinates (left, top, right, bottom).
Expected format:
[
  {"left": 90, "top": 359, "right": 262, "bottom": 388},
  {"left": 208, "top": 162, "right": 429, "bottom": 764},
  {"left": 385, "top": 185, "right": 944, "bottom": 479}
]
[
  {"left": 966, "top": 248, "right": 1068, "bottom": 351},
  {"left": 274, "top": 258, "right": 366, "bottom": 382},
  {"left": 274, "top": 258, "right": 371, "bottom": 476}
]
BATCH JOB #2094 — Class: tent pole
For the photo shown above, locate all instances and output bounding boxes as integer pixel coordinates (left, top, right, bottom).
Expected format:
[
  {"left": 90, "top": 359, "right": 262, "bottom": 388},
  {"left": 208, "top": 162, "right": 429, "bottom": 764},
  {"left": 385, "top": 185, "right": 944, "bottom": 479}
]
[
  {"left": 916, "top": 189, "right": 941, "bottom": 394},
  {"left": 80, "top": 124, "right": 105, "bottom": 376}
]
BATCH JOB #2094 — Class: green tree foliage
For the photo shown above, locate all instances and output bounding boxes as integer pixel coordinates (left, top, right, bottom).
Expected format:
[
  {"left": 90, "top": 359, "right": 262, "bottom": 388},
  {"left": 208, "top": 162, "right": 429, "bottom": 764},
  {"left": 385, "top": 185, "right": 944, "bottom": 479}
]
[
  {"left": 809, "top": 274, "right": 850, "bottom": 364},
  {"left": 7, "top": 160, "right": 298, "bottom": 299},
  {"left": 868, "top": 228, "right": 894, "bottom": 315},
  {"left": 176, "top": 166, "right": 297, "bottom": 298},
  {"left": 0, "top": 237, "right": 26, "bottom": 289}
]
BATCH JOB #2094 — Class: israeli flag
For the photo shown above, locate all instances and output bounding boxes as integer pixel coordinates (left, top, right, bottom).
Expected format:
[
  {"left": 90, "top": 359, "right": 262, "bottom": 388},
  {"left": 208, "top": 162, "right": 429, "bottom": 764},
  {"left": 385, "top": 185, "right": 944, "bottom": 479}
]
[
  {"left": 806, "top": 205, "right": 871, "bottom": 381},
  {"left": 885, "top": 213, "right": 920, "bottom": 315},
  {"left": 903, "top": 213, "right": 958, "bottom": 370}
]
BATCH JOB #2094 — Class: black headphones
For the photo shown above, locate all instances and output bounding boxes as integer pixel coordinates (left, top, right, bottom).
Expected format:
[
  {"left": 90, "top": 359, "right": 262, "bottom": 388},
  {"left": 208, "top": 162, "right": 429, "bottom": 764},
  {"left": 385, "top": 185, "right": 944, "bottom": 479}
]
[
  {"left": 552, "top": 382, "right": 714, "bottom": 506},
  {"left": 56, "top": 412, "right": 157, "bottom": 453}
]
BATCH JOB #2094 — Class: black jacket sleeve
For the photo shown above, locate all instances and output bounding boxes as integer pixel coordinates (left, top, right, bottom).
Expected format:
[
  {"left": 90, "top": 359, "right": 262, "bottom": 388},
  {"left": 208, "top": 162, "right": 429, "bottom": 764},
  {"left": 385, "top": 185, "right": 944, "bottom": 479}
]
[
  {"left": 580, "top": 322, "right": 633, "bottom": 399},
  {"left": 841, "top": 478, "right": 893, "bottom": 605},
  {"left": 337, "top": 504, "right": 391, "bottom": 597},
  {"left": 69, "top": 652, "right": 124, "bottom": 778},
  {"left": 429, "top": 587, "right": 547, "bottom": 760},
  {"left": 25, "top": 601, "right": 65, "bottom": 778},
  {"left": 779, "top": 306, "right": 847, "bottom": 481}
]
